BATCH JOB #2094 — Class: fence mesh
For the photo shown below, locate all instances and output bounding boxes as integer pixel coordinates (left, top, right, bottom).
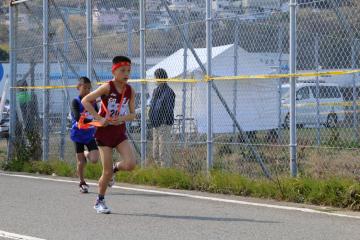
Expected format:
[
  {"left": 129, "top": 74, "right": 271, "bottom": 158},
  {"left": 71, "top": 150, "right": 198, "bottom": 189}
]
[
  {"left": 294, "top": 0, "right": 360, "bottom": 179},
  {"left": 4, "top": 0, "right": 360, "bottom": 180}
]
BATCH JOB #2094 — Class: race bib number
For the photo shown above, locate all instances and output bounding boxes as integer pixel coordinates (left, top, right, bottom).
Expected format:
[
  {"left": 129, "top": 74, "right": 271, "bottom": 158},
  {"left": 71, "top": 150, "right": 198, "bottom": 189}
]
[{"left": 107, "top": 97, "right": 127, "bottom": 118}]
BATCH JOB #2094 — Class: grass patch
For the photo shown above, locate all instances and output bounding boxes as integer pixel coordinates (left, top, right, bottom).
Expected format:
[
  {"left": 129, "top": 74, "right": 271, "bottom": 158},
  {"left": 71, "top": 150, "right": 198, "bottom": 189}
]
[
  {"left": 2, "top": 160, "right": 360, "bottom": 211},
  {"left": 84, "top": 162, "right": 102, "bottom": 180},
  {"left": 6, "top": 160, "right": 75, "bottom": 176},
  {"left": 116, "top": 167, "right": 193, "bottom": 189}
]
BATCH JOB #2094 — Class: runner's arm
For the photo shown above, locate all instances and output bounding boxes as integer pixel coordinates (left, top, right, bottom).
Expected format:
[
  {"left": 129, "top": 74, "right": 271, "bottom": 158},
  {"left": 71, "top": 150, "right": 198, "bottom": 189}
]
[{"left": 82, "top": 83, "right": 109, "bottom": 121}]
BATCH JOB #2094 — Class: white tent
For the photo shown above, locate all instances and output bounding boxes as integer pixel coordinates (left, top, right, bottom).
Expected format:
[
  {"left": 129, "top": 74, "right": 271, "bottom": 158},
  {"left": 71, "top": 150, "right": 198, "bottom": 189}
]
[{"left": 146, "top": 44, "right": 289, "bottom": 133}]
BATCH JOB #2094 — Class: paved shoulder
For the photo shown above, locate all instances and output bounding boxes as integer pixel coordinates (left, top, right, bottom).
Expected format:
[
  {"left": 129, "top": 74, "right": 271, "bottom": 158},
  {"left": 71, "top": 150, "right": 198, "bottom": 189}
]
[{"left": 0, "top": 173, "right": 359, "bottom": 240}]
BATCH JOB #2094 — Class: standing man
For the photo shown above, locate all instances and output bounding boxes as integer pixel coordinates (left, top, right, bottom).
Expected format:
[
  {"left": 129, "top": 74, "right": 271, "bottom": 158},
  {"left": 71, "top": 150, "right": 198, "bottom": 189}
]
[{"left": 149, "top": 68, "right": 176, "bottom": 167}]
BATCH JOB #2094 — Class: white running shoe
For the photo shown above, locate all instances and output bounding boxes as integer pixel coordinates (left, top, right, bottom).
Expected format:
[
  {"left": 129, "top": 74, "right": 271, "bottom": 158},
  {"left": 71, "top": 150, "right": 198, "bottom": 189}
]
[
  {"left": 79, "top": 182, "right": 89, "bottom": 193},
  {"left": 94, "top": 199, "right": 111, "bottom": 214}
]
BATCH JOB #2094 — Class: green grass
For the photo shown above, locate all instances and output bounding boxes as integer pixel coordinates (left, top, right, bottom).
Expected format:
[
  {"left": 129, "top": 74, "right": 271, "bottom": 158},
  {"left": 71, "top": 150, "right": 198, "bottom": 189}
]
[
  {"left": 2, "top": 160, "right": 360, "bottom": 211},
  {"left": 116, "top": 167, "right": 193, "bottom": 189},
  {"left": 5, "top": 160, "right": 75, "bottom": 177}
]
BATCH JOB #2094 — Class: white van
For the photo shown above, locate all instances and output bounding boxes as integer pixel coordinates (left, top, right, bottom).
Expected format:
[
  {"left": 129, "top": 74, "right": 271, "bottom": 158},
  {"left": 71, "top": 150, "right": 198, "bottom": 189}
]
[{"left": 281, "top": 82, "right": 345, "bottom": 128}]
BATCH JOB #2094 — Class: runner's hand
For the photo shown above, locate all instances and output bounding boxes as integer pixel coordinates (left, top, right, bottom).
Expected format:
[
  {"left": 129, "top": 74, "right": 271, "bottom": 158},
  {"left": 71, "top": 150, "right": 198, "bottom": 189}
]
[
  {"left": 109, "top": 117, "right": 124, "bottom": 126},
  {"left": 99, "top": 117, "right": 109, "bottom": 127}
]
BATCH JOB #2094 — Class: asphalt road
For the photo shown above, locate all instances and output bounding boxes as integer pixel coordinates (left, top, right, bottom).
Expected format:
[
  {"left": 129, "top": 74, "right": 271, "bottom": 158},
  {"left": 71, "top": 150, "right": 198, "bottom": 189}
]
[{"left": 1, "top": 172, "right": 360, "bottom": 240}]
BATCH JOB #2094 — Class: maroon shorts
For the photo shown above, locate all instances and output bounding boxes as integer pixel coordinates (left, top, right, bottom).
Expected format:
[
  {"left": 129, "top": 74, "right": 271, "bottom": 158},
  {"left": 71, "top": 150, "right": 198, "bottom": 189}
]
[{"left": 95, "top": 125, "right": 128, "bottom": 148}]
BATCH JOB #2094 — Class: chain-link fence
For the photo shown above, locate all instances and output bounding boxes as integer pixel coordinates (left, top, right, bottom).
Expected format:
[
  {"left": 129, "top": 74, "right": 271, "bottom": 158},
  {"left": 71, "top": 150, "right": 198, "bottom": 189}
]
[
  {"left": 5, "top": 0, "right": 360, "bottom": 180},
  {"left": 293, "top": 0, "right": 360, "bottom": 179}
]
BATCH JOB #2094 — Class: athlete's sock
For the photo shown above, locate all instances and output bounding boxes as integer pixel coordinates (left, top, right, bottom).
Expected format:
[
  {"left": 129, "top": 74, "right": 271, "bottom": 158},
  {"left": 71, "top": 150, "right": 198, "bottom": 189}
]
[{"left": 97, "top": 194, "right": 104, "bottom": 201}]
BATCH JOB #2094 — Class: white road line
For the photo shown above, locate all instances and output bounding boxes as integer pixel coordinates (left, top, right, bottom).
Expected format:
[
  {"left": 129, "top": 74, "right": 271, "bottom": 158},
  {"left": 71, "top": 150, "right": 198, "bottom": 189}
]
[
  {"left": 0, "top": 230, "right": 45, "bottom": 240},
  {"left": 1, "top": 172, "right": 360, "bottom": 220}
]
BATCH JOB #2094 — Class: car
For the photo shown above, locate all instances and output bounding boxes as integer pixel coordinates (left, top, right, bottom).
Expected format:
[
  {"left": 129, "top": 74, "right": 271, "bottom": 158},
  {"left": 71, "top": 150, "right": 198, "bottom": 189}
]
[
  {"left": 0, "top": 104, "right": 10, "bottom": 139},
  {"left": 281, "top": 82, "right": 345, "bottom": 128}
]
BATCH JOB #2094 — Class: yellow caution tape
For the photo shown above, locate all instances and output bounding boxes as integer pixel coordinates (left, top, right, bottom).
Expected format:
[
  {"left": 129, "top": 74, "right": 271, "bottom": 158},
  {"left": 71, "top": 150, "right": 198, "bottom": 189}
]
[
  {"left": 127, "top": 78, "right": 198, "bottom": 84},
  {"left": 207, "top": 69, "right": 360, "bottom": 81},
  {"left": 10, "top": 69, "right": 360, "bottom": 89},
  {"left": 12, "top": 85, "right": 78, "bottom": 89}
]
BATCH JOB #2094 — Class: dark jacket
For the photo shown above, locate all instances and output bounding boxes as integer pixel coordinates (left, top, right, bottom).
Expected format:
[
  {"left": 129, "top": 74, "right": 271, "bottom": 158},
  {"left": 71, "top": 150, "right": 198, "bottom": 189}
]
[{"left": 149, "top": 83, "right": 175, "bottom": 128}]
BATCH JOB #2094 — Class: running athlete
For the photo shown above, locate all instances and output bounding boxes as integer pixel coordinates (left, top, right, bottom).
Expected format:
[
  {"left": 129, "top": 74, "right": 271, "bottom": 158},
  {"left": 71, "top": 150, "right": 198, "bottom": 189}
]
[
  {"left": 82, "top": 56, "right": 136, "bottom": 214},
  {"left": 70, "top": 77, "right": 99, "bottom": 193}
]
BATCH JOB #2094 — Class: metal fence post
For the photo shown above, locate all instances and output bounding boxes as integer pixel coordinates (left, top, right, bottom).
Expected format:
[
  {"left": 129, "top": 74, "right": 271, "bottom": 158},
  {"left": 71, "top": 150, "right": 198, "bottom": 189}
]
[
  {"left": 315, "top": 34, "right": 321, "bottom": 146},
  {"left": 8, "top": 2, "right": 17, "bottom": 162},
  {"left": 42, "top": 0, "right": 50, "bottom": 161},
  {"left": 86, "top": 0, "right": 93, "bottom": 81},
  {"left": 277, "top": 24, "right": 284, "bottom": 143},
  {"left": 140, "top": 0, "right": 146, "bottom": 167},
  {"left": 206, "top": 0, "right": 213, "bottom": 171},
  {"left": 289, "top": 0, "right": 297, "bottom": 177},
  {"left": 233, "top": 17, "right": 239, "bottom": 135},
  {"left": 351, "top": 38, "right": 358, "bottom": 141},
  {"left": 59, "top": 97, "right": 67, "bottom": 161},
  {"left": 181, "top": 9, "right": 189, "bottom": 144},
  {"left": 127, "top": 12, "right": 133, "bottom": 59},
  {"left": 59, "top": 7, "right": 70, "bottom": 161}
]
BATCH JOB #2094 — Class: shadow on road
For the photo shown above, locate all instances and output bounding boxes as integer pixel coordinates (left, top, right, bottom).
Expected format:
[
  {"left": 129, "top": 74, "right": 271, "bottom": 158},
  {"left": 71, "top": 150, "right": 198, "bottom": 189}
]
[
  {"left": 111, "top": 212, "right": 280, "bottom": 223},
  {"left": 87, "top": 191, "right": 172, "bottom": 198}
]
